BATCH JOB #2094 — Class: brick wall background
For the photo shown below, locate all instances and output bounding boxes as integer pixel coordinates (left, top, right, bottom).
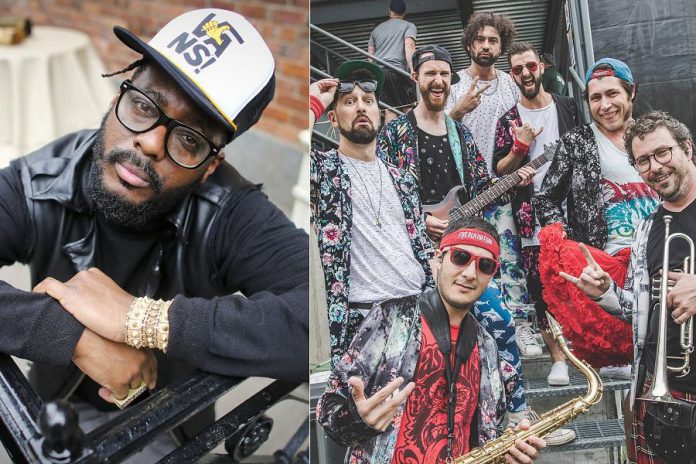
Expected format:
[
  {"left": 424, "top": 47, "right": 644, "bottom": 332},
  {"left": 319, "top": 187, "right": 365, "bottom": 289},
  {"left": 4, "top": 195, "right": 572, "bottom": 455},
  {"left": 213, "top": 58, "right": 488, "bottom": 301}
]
[{"left": 0, "top": 0, "right": 309, "bottom": 146}]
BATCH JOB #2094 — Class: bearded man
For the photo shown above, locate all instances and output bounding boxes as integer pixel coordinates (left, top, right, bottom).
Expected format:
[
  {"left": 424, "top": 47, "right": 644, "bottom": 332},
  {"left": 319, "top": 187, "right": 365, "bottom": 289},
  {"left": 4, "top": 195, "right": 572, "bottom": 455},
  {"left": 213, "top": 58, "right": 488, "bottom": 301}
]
[{"left": 0, "top": 9, "right": 308, "bottom": 461}]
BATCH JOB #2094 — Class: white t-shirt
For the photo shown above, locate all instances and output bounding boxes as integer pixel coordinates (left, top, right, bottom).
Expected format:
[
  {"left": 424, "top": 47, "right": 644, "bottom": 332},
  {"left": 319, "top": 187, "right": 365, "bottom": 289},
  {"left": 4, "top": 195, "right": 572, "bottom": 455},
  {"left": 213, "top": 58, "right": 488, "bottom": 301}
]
[
  {"left": 339, "top": 154, "right": 425, "bottom": 305},
  {"left": 590, "top": 123, "right": 661, "bottom": 255},
  {"left": 446, "top": 69, "right": 520, "bottom": 173},
  {"left": 516, "top": 101, "right": 561, "bottom": 247}
]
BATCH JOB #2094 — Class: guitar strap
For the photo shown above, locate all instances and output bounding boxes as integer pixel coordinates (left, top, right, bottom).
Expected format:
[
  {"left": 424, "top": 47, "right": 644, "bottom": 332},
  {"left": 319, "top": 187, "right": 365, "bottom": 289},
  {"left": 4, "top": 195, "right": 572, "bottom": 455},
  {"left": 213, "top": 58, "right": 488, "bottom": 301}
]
[{"left": 444, "top": 115, "right": 466, "bottom": 187}]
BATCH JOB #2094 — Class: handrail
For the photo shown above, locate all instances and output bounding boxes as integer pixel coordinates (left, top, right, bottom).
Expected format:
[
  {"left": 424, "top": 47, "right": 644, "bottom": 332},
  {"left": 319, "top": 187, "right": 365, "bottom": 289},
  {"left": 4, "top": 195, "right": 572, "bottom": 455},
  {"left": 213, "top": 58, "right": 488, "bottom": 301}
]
[
  {"left": 310, "top": 40, "right": 352, "bottom": 67},
  {"left": 0, "top": 354, "right": 302, "bottom": 463},
  {"left": 310, "top": 24, "right": 412, "bottom": 79}
]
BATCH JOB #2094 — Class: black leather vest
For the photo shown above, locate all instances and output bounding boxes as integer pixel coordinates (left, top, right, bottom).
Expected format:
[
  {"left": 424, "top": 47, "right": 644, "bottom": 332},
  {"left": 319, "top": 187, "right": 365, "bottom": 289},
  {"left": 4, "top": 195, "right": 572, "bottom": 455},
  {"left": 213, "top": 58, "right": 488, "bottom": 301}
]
[{"left": 22, "top": 130, "right": 259, "bottom": 438}]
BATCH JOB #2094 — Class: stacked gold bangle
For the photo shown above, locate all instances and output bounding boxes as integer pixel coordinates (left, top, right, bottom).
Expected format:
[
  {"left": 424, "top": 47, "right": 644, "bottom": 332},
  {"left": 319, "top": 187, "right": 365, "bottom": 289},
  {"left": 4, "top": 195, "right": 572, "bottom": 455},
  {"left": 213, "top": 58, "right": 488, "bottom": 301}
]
[{"left": 124, "top": 297, "right": 172, "bottom": 352}]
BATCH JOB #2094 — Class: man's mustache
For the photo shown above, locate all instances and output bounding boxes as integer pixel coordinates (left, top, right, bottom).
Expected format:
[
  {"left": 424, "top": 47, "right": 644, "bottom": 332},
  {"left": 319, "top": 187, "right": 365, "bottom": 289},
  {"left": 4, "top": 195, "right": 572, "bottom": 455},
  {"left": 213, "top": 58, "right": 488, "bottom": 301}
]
[{"left": 105, "top": 149, "right": 164, "bottom": 193}]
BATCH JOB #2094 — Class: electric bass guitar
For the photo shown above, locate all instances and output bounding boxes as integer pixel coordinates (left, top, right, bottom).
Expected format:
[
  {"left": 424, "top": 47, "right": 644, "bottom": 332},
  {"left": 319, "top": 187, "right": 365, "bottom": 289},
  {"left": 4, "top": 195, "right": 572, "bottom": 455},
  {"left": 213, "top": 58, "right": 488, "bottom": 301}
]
[{"left": 423, "top": 141, "right": 560, "bottom": 221}]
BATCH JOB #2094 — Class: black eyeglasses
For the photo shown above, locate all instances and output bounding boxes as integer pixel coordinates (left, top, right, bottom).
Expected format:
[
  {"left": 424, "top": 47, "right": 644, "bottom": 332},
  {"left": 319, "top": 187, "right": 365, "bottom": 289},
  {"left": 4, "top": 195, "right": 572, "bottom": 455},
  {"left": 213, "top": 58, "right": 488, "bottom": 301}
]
[
  {"left": 115, "top": 80, "right": 224, "bottom": 169},
  {"left": 631, "top": 145, "right": 677, "bottom": 173},
  {"left": 511, "top": 61, "right": 539, "bottom": 76},
  {"left": 447, "top": 248, "right": 499, "bottom": 276},
  {"left": 337, "top": 80, "right": 378, "bottom": 94}
]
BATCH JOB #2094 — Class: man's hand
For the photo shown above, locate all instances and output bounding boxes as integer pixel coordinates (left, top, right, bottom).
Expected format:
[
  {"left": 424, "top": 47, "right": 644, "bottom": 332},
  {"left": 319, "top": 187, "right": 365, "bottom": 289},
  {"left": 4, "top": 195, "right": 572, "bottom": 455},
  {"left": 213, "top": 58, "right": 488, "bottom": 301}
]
[
  {"left": 34, "top": 268, "right": 134, "bottom": 343},
  {"left": 425, "top": 215, "right": 448, "bottom": 241},
  {"left": 73, "top": 329, "right": 157, "bottom": 403},
  {"left": 666, "top": 272, "right": 696, "bottom": 324},
  {"left": 559, "top": 243, "right": 612, "bottom": 298},
  {"left": 310, "top": 78, "right": 339, "bottom": 111},
  {"left": 451, "top": 76, "right": 491, "bottom": 117},
  {"left": 515, "top": 166, "right": 536, "bottom": 187},
  {"left": 505, "top": 419, "right": 546, "bottom": 463},
  {"left": 349, "top": 376, "right": 415, "bottom": 431},
  {"left": 511, "top": 120, "right": 543, "bottom": 147}
]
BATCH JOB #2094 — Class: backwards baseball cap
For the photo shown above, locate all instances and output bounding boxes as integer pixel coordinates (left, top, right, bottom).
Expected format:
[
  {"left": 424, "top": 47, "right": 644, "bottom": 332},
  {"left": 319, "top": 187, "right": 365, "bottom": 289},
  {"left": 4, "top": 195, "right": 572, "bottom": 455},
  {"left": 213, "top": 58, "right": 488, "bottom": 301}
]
[
  {"left": 585, "top": 57, "right": 633, "bottom": 85},
  {"left": 335, "top": 60, "right": 385, "bottom": 94},
  {"left": 411, "top": 45, "right": 461, "bottom": 84},
  {"left": 113, "top": 9, "right": 275, "bottom": 142},
  {"left": 390, "top": 0, "right": 406, "bottom": 15}
]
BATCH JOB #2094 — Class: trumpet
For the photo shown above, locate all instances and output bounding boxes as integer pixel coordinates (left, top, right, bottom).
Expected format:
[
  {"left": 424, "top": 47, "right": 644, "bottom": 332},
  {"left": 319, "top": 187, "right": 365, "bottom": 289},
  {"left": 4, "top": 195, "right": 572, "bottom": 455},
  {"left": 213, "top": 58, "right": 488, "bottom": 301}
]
[{"left": 640, "top": 215, "right": 695, "bottom": 405}]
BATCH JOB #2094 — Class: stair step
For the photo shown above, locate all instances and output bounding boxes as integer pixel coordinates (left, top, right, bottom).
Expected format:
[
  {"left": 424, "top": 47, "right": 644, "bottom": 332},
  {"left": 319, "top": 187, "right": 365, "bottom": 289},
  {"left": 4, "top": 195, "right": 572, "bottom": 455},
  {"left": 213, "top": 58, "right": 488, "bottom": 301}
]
[
  {"left": 546, "top": 418, "right": 625, "bottom": 452},
  {"left": 525, "top": 372, "right": 630, "bottom": 398}
]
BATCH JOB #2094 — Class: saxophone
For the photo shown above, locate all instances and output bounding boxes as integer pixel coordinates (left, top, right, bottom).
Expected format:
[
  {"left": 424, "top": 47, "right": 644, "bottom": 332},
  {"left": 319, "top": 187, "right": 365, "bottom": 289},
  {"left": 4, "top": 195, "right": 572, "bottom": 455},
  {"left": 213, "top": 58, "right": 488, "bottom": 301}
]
[{"left": 454, "top": 314, "right": 603, "bottom": 464}]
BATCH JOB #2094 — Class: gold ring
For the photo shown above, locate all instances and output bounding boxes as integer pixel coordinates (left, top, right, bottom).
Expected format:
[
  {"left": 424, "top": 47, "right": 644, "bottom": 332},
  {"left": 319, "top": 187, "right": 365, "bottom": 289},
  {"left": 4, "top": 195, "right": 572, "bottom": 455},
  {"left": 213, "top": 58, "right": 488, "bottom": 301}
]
[{"left": 113, "top": 381, "right": 147, "bottom": 410}]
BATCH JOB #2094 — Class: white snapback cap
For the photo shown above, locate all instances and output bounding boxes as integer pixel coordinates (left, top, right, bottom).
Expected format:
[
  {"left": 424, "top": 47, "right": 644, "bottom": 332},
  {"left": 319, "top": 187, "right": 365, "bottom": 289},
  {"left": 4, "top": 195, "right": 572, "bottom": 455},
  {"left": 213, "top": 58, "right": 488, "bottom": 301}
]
[{"left": 114, "top": 9, "right": 276, "bottom": 141}]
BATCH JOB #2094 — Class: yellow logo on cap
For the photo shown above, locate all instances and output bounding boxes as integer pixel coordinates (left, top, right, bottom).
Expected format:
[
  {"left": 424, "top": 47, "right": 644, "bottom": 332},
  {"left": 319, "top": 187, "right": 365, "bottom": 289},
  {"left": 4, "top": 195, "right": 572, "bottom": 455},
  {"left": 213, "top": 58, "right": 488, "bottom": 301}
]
[{"left": 203, "top": 20, "right": 230, "bottom": 46}]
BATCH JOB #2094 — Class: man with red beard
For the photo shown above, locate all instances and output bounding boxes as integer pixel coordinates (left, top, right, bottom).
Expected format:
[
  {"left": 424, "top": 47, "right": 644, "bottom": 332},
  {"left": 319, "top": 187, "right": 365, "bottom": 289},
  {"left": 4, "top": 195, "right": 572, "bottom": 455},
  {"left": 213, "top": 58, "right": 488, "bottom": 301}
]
[
  {"left": 492, "top": 42, "right": 580, "bottom": 392},
  {"left": 378, "top": 44, "right": 537, "bottom": 429},
  {"left": 532, "top": 58, "right": 660, "bottom": 375},
  {"left": 310, "top": 61, "right": 433, "bottom": 367},
  {"left": 317, "top": 216, "right": 546, "bottom": 464}
]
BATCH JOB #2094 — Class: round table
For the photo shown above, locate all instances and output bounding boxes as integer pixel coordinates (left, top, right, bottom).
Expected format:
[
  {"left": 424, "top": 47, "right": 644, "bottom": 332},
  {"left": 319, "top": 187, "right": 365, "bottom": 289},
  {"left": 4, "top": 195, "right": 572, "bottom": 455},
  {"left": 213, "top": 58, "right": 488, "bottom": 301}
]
[{"left": 0, "top": 26, "right": 116, "bottom": 165}]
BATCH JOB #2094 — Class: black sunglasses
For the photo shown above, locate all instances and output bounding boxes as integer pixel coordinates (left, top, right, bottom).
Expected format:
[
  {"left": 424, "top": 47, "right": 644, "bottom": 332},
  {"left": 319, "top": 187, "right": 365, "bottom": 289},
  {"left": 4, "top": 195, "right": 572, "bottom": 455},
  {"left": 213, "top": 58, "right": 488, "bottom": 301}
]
[
  {"left": 448, "top": 248, "right": 499, "bottom": 276},
  {"left": 337, "top": 80, "right": 378, "bottom": 94}
]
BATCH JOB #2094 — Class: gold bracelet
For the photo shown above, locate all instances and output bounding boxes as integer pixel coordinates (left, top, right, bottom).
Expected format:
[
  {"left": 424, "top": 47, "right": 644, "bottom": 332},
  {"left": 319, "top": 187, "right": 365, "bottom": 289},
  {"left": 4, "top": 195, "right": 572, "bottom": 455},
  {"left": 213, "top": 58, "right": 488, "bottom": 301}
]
[{"left": 124, "top": 297, "right": 172, "bottom": 352}]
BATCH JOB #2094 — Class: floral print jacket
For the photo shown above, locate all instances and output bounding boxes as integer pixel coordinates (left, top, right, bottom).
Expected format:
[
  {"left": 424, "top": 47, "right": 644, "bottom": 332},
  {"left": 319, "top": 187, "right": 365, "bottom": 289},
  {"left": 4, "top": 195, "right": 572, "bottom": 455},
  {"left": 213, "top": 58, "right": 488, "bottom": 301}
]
[
  {"left": 310, "top": 148, "right": 434, "bottom": 366},
  {"left": 376, "top": 112, "right": 494, "bottom": 203},
  {"left": 491, "top": 95, "right": 579, "bottom": 238},
  {"left": 316, "top": 290, "right": 516, "bottom": 464},
  {"left": 532, "top": 124, "right": 610, "bottom": 249}
]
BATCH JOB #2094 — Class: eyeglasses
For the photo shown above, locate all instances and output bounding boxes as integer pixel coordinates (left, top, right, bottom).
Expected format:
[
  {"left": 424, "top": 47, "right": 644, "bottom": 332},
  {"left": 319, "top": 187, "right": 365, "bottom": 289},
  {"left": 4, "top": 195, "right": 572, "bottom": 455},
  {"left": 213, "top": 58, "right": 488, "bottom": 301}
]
[
  {"left": 632, "top": 145, "right": 677, "bottom": 173},
  {"left": 115, "top": 80, "right": 224, "bottom": 169},
  {"left": 511, "top": 61, "right": 539, "bottom": 76},
  {"left": 446, "top": 247, "right": 499, "bottom": 276},
  {"left": 337, "top": 80, "right": 378, "bottom": 94}
]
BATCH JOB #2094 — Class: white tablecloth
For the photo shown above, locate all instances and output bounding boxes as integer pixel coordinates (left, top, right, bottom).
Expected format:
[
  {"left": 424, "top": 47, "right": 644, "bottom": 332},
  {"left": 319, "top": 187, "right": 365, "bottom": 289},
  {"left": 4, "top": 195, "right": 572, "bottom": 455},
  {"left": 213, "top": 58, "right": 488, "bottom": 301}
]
[{"left": 0, "top": 26, "right": 116, "bottom": 165}]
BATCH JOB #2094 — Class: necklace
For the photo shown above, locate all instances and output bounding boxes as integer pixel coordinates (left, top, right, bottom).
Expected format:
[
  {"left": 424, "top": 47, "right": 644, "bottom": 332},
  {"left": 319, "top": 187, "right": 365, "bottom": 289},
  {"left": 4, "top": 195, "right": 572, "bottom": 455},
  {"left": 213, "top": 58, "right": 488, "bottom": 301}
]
[
  {"left": 468, "top": 68, "right": 499, "bottom": 96},
  {"left": 342, "top": 152, "right": 384, "bottom": 228}
]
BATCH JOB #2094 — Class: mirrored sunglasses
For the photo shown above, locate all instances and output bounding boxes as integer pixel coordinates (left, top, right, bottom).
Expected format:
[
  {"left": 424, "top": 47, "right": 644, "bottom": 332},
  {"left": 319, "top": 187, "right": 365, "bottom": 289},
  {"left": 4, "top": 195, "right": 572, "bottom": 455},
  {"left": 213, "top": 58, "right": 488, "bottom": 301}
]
[{"left": 338, "top": 79, "right": 378, "bottom": 94}]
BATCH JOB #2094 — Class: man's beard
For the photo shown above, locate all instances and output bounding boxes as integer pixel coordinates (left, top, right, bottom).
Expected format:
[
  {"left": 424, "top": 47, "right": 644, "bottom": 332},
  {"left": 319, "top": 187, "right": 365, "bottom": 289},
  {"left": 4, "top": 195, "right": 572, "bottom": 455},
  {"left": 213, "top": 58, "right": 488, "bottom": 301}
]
[
  {"left": 338, "top": 118, "right": 378, "bottom": 144},
  {"left": 469, "top": 50, "right": 500, "bottom": 67},
  {"left": 87, "top": 121, "right": 203, "bottom": 231},
  {"left": 518, "top": 75, "right": 542, "bottom": 99},
  {"left": 419, "top": 83, "right": 450, "bottom": 112}
]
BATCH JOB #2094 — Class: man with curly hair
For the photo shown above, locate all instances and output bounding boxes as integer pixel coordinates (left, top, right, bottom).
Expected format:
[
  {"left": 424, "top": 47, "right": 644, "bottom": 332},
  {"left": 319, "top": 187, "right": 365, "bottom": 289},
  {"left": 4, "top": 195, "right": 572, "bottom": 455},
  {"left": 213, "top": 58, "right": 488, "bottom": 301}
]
[
  {"left": 563, "top": 110, "right": 696, "bottom": 464},
  {"left": 445, "top": 11, "right": 539, "bottom": 369}
]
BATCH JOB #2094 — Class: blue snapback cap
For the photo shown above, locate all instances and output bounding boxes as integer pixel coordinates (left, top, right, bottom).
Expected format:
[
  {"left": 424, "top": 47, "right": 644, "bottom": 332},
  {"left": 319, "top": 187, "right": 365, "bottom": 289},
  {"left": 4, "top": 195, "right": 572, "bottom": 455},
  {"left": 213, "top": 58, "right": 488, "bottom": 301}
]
[{"left": 585, "top": 58, "right": 633, "bottom": 85}]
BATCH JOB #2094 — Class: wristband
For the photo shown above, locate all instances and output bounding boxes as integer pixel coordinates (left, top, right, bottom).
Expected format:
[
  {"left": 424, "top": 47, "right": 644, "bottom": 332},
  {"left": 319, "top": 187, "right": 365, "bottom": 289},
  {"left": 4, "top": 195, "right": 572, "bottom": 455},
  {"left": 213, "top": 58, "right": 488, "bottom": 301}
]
[
  {"left": 310, "top": 95, "right": 325, "bottom": 120},
  {"left": 512, "top": 138, "right": 530, "bottom": 157}
]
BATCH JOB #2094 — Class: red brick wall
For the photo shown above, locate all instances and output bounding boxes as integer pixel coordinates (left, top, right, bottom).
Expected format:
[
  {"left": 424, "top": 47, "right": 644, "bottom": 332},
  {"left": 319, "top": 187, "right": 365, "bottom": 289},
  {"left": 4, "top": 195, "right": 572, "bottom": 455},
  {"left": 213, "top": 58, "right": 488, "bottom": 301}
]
[{"left": 0, "top": 0, "right": 309, "bottom": 146}]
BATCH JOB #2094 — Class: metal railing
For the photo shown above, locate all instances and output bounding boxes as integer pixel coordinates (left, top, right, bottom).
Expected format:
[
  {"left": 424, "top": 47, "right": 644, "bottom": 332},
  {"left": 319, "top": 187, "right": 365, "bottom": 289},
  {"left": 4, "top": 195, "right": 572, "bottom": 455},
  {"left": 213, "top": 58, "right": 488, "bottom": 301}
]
[{"left": 0, "top": 355, "right": 306, "bottom": 463}]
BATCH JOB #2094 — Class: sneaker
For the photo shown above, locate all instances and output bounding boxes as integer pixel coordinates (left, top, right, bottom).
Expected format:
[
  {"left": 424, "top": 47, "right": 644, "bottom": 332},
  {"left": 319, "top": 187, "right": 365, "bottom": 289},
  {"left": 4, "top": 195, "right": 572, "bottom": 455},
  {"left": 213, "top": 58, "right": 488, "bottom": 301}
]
[
  {"left": 599, "top": 364, "right": 632, "bottom": 380},
  {"left": 516, "top": 322, "right": 543, "bottom": 358},
  {"left": 509, "top": 409, "right": 576, "bottom": 446},
  {"left": 547, "top": 361, "right": 570, "bottom": 386}
]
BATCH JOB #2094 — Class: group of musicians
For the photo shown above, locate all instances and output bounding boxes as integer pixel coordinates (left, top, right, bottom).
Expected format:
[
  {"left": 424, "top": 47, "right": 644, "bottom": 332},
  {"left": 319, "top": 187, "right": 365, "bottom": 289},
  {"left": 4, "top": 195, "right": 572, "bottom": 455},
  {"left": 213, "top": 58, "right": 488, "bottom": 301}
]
[{"left": 310, "top": 10, "right": 696, "bottom": 464}]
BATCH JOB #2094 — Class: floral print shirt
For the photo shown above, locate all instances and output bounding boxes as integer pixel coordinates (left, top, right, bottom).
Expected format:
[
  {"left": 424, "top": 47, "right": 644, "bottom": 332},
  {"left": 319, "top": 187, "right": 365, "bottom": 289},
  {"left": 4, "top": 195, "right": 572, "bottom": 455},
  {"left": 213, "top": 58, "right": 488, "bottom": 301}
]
[
  {"left": 310, "top": 148, "right": 434, "bottom": 366},
  {"left": 492, "top": 95, "right": 579, "bottom": 238},
  {"left": 316, "top": 290, "right": 516, "bottom": 464}
]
